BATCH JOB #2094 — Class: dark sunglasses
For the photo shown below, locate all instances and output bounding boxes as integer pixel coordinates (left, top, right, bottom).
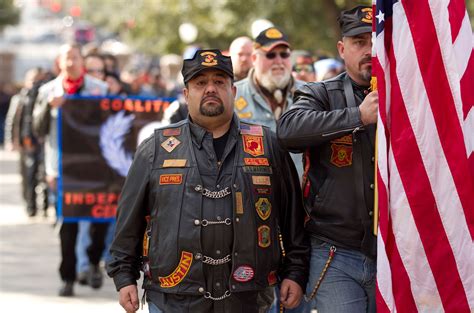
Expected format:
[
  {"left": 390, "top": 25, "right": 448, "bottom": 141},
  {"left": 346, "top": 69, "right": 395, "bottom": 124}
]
[
  {"left": 294, "top": 64, "right": 315, "bottom": 73},
  {"left": 265, "top": 51, "right": 291, "bottom": 60}
]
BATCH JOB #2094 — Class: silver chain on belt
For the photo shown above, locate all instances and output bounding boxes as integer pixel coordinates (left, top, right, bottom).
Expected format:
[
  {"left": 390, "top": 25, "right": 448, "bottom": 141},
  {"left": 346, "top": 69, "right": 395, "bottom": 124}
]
[
  {"left": 204, "top": 290, "right": 231, "bottom": 301},
  {"left": 201, "top": 218, "right": 232, "bottom": 226},
  {"left": 201, "top": 254, "right": 231, "bottom": 265},
  {"left": 194, "top": 185, "right": 231, "bottom": 199}
]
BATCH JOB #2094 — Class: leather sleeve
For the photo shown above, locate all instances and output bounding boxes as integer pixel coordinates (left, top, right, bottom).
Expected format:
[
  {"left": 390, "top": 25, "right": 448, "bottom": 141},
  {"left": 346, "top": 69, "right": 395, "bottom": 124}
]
[
  {"left": 277, "top": 83, "right": 363, "bottom": 152},
  {"left": 106, "top": 136, "right": 154, "bottom": 291},
  {"left": 32, "top": 89, "right": 51, "bottom": 138},
  {"left": 271, "top": 132, "right": 310, "bottom": 290}
]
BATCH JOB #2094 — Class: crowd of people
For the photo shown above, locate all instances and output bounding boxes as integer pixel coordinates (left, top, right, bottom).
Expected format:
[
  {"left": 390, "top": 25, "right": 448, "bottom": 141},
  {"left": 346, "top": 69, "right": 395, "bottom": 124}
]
[{"left": 1, "top": 4, "right": 380, "bottom": 313}]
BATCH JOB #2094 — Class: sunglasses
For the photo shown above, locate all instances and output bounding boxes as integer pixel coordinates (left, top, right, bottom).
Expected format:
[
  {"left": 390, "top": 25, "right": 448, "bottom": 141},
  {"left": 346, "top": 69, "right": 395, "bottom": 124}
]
[
  {"left": 294, "top": 64, "right": 315, "bottom": 73},
  {"left": 265, "top": 51, "right": 291, "bottom": 60}
]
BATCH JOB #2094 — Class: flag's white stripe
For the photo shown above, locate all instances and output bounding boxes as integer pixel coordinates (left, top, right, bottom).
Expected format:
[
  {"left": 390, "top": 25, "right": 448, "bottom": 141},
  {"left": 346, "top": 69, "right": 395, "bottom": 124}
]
[
  {"left": 377, "top": 229, "right": 396, "bottom": 312},
  {"left": 394, "top": 2, "right": 474, "bottom": 306},
  {"left": 428, "top": 0, "right": 473, "bottom": 160},
  {"left": 389, "top": 148, "right": 443, "bottom": 312},
  {"left": 453, "top": 12, "right": 473, "bottom": 76}
]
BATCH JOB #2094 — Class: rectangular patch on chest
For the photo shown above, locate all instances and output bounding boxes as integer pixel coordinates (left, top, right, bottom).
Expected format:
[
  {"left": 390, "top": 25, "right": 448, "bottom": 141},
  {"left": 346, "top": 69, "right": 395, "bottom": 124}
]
[
  {"left": 252, "top": 175, "right": 271, "bottom": 186},
  {"left": 163, "top": 128, "right": 181, "bottom": 136},
  {"left": 244, "top": 158, "right": 269, "bottom": 166},
  {"left": 159, "top": 174, "right": 183, "bottom": 185},
  {"left": 243, "top": 166, "right": 273, "bottom": 174},
  {"left": 162, "top": 159, "right": 187, "bottom": 168}
]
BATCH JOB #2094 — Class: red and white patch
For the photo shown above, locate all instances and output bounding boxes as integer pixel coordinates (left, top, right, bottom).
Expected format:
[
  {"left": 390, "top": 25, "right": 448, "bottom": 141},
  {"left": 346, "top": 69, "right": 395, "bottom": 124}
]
[{"left": 233, "top": 265, "right": 254, "bottom": 282}]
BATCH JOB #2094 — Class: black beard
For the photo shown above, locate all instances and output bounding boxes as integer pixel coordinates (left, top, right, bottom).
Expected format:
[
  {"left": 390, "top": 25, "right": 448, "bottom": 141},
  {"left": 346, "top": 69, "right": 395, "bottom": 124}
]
[{"left": 200, "top": 97, "right": 225, "bottom": 117}]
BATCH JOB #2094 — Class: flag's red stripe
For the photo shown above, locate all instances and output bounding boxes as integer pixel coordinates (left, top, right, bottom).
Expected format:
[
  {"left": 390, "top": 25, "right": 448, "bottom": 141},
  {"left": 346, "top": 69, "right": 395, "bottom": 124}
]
[
  {"left": 385, "top": 217, "right": 418, "bottom": 312},
  {"left": 376, "top": 282, "right": 391, "bottom": 313},
  {"left": 447, "top": 0, "right": 465, "bottom": 42},
  {"left": 388, "top": 43, "right": 470, "bottom": 311},
  {"left": 460, "top": 52, "right": 474, "bottom": 119},
  {"left": 403, "top": 0, "right": 474, "bottom": 240}
]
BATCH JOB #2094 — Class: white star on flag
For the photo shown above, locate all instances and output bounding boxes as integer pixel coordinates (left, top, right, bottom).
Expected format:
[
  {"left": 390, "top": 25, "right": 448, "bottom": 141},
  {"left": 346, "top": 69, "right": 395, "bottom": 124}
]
[{"left": 376, "top": 10, "right": 385, "bottom": 23}]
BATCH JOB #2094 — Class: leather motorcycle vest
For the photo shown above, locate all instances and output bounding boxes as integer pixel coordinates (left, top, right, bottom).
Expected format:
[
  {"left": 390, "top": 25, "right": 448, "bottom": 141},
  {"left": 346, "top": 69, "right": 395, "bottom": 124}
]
[{"left": 145, "top": 119, "right": 282, "bottom": 295}]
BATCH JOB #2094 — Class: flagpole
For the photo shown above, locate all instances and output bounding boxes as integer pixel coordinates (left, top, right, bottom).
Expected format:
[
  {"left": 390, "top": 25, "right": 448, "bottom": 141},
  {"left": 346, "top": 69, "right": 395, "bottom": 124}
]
[{"left": 371, "top": 77, "right": 378, "bottom": 236}]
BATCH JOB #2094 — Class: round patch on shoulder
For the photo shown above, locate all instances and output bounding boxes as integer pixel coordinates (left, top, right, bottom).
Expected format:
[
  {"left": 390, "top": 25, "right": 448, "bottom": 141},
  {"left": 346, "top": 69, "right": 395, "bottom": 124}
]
[{"left": 233, "top": 265, "right": 255, "bottom": 282}]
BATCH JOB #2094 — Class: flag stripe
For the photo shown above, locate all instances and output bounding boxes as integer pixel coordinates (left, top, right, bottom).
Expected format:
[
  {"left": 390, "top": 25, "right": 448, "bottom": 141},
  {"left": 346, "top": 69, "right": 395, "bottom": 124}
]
[
  {"left": 447, "top": 0, "right": 465, "bottom": 42},
  {"left": 388, "top": 7, "right": 471, "bottom": 307},
  {"left": 403, "top": 0, "right": 474, "bottom": 238}
]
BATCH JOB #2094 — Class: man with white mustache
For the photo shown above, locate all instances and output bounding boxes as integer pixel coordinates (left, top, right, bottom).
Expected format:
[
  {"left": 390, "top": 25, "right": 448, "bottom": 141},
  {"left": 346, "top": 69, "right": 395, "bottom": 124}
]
[{"left": 234, "top": 27, "right": 304, "bottom": 181}]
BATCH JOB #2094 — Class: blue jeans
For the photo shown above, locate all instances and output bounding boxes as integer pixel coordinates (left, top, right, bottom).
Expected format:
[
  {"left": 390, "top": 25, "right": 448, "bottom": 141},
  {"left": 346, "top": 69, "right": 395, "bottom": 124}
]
[
  {"left": 306, "top": 237, "right": 376, "bottom": 313},
  {"left": 148, "top": 300, "right": 163, "bottom": 313},
  {"left": 76, "top": 221, "right": 91, "bottom": 274}
]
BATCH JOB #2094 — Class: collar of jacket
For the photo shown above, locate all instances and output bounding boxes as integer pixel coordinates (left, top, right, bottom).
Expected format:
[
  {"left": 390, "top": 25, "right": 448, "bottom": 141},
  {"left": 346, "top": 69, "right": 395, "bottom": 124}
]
[{"left": 188, "top": 114, "right": 240, "bottom": 149}]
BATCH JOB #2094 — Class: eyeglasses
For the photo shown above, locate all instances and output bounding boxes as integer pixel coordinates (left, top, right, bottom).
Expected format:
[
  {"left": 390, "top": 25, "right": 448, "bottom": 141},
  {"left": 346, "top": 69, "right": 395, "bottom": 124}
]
[
  {"left": 294, "top": 64, "right": 315, "bottom": 73},
  {"left": 265, "top": 51, "right": 291, "bottom": 60}
]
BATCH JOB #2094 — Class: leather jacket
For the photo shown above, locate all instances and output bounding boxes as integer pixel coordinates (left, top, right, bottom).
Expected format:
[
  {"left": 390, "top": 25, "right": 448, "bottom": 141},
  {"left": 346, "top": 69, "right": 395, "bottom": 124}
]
[
  {"left": 107, "top": 115, "right": 309, "bottom": 296},
  {"left": 277, "top": 72, "right": 376, "bottom": 258}
]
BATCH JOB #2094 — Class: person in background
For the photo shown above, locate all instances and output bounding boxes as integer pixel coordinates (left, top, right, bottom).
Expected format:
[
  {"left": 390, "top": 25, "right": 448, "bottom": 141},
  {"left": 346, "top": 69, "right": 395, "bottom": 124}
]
[
  {"left": 33, "top": 43, "right": 109, "bottom": 297},
  {"left": 84, "top": 53, "right": 106, "bottom": 81},
  {"left": 277, "top": 6, "right": 377, "bottom": 312},
  {"left": 105, "top": 72, "right": 127, "bottom": 96},
  {"left": 228, "top": 36, "right": 253, "bottom": 82},
  {"left": 292, "top": 52, "right": 316, "bottom": 83},
  {"left": 107, "top": 49, "right": 309, "bottom": 313}
]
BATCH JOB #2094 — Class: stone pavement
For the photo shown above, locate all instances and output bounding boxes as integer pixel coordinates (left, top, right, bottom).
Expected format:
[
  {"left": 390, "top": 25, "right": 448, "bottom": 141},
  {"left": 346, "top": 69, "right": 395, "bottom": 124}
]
[{"left": 0, "top": 148, "right": 147, "bottom": 312}]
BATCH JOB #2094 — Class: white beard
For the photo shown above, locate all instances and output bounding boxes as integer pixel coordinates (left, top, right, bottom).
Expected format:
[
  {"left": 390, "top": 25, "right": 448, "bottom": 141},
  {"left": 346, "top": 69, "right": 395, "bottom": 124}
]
[{"left": 258, "top": 66, "right": 291, "bottom": 93}]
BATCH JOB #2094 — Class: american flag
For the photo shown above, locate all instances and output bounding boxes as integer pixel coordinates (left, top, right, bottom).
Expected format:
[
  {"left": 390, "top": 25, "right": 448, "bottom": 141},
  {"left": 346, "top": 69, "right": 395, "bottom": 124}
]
[{"left": 373, "top": 0, "right": 474, "bottom": 312}]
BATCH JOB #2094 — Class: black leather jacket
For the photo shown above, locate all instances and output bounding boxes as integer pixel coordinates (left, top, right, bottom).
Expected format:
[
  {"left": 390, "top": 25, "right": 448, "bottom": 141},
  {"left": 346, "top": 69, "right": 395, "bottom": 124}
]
[
  {"left": 277, "top": 72, "right": 376, "bottom": 258},
  {"left": 107, "top": 115, "right": 309, "bottom": 296}
]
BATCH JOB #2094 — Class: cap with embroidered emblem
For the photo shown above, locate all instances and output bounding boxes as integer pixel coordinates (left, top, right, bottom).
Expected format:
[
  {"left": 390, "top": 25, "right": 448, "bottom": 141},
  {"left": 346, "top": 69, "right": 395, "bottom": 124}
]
[
  {"left": 182, "top": 49, "right": 234, "bottom": 83},
  {"left": 254, "top": 27, "right": 291, "bottom": 52},
  {"left": 338, "top": 6, "right": 373, "bottom": 37}
]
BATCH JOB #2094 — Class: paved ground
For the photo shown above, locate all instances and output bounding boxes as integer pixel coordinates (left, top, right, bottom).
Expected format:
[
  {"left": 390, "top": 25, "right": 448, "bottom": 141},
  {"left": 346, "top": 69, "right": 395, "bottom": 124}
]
[{"left": 0, "top": 148, "right": 147, "bottom": 312}]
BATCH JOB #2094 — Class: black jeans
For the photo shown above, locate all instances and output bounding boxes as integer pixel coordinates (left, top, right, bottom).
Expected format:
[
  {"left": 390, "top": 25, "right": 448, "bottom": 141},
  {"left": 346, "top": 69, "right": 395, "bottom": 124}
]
[{"left": 59, "top": 222, "right": 109, "bottom": 282}]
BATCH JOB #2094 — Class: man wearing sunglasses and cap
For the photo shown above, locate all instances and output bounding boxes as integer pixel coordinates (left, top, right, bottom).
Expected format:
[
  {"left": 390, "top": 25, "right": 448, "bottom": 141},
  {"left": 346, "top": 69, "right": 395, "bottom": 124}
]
[
  {"left": 107, "top": 49, "right": 309, "bottom": 313},
  {"left": 278, "top": 5, "right": 378, "bottom": 313}
]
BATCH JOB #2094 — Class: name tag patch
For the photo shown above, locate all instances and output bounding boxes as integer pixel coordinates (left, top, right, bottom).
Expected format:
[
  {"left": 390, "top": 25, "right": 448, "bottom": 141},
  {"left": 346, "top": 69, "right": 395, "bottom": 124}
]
[
  {"left": 159, "top": 174, "right": 183, "bottom": 185},
  {"left": 244, "top": 158, "right": 269, "bottom": 166},
  {"left": 159, "top": 251, "right": 193, "bottom": 288},
  {"left": 254, "top": 187, "right": 271, "bottom": 195},
  {"left": 243, "top": 166, "right": 272, "bottom": 174},
  {"left": 163, "top": 159, "right": 187, "bottom": 168},
  {"left": 163, "top": 128, "right": 181, "bottom": 136},
  {"left": 252, "top": 175, "right": 271, "bottom": 186}
]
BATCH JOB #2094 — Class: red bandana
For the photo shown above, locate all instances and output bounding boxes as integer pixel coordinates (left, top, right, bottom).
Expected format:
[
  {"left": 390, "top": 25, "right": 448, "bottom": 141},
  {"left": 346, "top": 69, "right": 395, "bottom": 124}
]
[{"left": 62, "top": 75, "right": 84, "bottom": 95}]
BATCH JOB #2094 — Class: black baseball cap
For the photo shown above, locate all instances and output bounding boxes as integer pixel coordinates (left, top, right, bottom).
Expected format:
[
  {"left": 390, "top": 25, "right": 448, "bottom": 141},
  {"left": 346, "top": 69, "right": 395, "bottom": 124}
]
[
  {"left": 339, "top": 6, "right": 373, "bottom": 37},
  {"left": 254, "top": 27, "right": 291, "bottom": 52},
  {"left": 182, "top": 49, "right": 234, "bottom": 83}
]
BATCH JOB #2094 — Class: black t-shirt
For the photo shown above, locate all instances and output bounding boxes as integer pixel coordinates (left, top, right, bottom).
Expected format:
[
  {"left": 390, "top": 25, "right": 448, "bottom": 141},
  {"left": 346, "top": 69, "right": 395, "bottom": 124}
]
[{"left": 212, "top": 130, "right": 230, "bottom": 162}]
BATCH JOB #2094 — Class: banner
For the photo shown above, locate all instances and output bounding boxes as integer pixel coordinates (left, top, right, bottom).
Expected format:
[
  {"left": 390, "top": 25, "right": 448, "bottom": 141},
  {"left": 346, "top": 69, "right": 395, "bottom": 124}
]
[{"left": 58, "top": 96, "right": 175, "bottom": 222}]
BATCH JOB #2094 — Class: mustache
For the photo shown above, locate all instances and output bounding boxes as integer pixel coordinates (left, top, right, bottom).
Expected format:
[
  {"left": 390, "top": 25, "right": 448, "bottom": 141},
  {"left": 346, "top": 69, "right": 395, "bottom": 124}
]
[
  {"left": 201, "top": 95, "right": 222, "bottom": 104},
  {"left": 360, "top": 57, "right": 372, "bottom": 66}
]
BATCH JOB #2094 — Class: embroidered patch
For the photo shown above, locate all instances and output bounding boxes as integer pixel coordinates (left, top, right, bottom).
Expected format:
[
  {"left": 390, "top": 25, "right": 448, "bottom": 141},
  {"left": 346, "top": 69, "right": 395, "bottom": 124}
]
[
  {"left": 163, "top": 159, "right": 187, "bottom": 168},
  {"left": 254, "top": 187, "right": 271, "bottom": 195},
  {"left": 331, "top": 134, "right": 352, "bottom": 145},
  {"left": 258, "top": 225, "right": 271, "bottom": 248},
  {"left": 243, "top": 166, "right": 272, "bottom": 174},
  {"left": 233, "top": 265, "right": 255, "bottom": 282},
  {"left": 244, "top": 158, "right": 269, "bottom": 166},
  {"left": 252, "top": 175, "right": 271, "bottom": 186},
  {"left": 200, "top": 51, "right": 218, "bottom": 66},
  {"left": 330, "top": 144, "right": 353, "bottom": 167},
  {"left": 161, "top": 136, "right": 181, "bottom": 153},
  {"left": 159, "top": 251, "right": 193, "bottom": 288},
  {"left": 235, "top": 192, "right": 244, "bottom": 215},
  {"left": 255, "top": 198, "right": 272, "bottom": 220},
  {"left": 163, "top": 128, "right": 181, "bottom": 136},
  {"left": 159, "top": 174, "right": 183, "bottom": 185},
  {"left": 267, "top": 271, "right": 278, "bottom": 286},
  {"left": 243, "top": 135, "right": 264, "bottom": 157},
  {"left": 238, "top": 112, "right": 253, "bottom": 119},
  {"left": 235, "top": 97, "right": 248, "bottom": 111},
  {"left": 240, "top": 124, "right": 263, "bottom": 136}
]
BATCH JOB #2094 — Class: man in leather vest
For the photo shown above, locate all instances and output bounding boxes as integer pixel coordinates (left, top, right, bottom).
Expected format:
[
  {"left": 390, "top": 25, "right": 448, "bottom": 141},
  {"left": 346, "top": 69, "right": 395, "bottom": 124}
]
[
  {"left": 277, "top": 6, "right": 378, "bottom": 313},
  {"left": 107, "top": 49, "right": 309, "bottom": 313}
]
